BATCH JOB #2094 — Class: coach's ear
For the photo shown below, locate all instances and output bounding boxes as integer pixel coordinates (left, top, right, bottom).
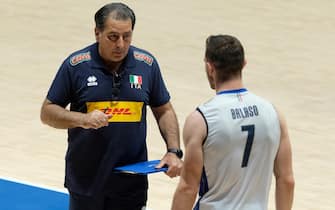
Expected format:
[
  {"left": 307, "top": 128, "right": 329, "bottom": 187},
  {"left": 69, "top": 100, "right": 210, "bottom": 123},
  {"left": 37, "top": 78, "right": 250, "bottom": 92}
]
[
  {"left": 94, "top": 28, "right": 100, "bottom": 42},
  {"left": 243, "top": 59, "right": 247, "bottom": 69}
]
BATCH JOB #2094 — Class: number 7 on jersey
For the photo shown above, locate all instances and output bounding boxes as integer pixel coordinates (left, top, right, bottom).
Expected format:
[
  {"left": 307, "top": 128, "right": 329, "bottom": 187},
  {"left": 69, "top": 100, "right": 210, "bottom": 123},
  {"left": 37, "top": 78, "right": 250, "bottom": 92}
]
[{"left": 241, "top": 125, "right": 255, "bottom": 168}]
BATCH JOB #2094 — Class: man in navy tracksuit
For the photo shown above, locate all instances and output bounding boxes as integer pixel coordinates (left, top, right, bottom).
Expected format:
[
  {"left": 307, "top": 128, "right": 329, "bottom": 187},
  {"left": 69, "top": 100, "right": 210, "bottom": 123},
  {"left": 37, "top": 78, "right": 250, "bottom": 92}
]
[{"left": 40, "top": 3, "right": 183, "bottom": 210}]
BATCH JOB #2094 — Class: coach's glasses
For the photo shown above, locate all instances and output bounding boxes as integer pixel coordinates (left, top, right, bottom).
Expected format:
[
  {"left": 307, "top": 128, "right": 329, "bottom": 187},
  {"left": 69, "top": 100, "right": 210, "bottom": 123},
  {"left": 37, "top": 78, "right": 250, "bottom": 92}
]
[{"left": 112, "top": 73, "right": 121, "bottom": 100}]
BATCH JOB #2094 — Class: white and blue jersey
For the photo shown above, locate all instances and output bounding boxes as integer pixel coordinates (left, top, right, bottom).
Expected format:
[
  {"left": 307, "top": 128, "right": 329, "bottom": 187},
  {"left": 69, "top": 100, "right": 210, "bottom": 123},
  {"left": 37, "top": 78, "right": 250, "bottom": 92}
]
[
  {"left": 195, "top": 89, "right": 280, "bottom": 210},
  {"left": 47, "top": 43, "right": 170, "bottom": 195}
]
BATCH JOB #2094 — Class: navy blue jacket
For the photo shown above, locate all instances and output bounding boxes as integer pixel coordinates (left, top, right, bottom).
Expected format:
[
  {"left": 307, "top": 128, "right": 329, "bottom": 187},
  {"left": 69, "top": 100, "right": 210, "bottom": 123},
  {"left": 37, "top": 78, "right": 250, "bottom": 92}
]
[{"left": 47, "top": 43, "right": 170, "bottom": 195}]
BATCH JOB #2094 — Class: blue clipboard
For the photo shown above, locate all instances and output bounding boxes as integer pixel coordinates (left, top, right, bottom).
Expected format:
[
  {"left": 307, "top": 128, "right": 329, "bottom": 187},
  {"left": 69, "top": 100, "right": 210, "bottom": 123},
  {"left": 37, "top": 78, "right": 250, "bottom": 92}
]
[{"left": 114, "top": 160, "right": 168, "bottom": 175}]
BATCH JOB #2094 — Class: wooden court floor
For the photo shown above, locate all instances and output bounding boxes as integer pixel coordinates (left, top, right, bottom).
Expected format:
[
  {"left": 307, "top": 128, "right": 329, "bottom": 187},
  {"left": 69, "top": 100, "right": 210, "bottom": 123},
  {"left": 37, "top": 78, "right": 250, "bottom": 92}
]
[{"left": 0, "top": 1, "right": 334, "bottom": 209}]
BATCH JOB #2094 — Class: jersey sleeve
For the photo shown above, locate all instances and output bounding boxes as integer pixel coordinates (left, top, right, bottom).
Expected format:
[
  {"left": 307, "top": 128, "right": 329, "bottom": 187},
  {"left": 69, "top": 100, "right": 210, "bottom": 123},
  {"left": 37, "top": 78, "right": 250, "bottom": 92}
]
[
  {"left": 46, "top": 59, "right": 73, "bottom": 108},
  {"left": 149, "top": 59, "right": 170, "bottom": 107}
]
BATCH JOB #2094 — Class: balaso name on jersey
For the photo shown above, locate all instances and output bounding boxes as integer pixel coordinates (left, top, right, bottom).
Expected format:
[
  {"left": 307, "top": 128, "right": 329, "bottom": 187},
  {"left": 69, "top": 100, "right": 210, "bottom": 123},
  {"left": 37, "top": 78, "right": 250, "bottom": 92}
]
[{"left": 231, "top": 105, "right": 259, "bottom": 120}]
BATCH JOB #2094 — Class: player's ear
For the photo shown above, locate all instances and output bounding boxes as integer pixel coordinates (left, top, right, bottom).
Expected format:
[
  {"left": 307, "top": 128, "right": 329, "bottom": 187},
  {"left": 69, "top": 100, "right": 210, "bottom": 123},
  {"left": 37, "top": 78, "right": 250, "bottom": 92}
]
[{"left": 206, "top": 61, "right": 215, "bottom": 75}]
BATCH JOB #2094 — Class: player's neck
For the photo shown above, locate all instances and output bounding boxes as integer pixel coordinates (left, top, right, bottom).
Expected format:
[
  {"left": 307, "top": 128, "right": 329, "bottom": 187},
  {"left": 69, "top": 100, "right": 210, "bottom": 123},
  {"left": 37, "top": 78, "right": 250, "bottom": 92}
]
[{"left": 215, "top": 79, "right": 244, "bottom": 93}]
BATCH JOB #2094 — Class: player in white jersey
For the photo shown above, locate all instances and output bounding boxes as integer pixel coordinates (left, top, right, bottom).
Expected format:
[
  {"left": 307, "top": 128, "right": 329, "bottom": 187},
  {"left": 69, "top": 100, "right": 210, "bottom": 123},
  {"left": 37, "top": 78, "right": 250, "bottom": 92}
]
[{"left": 172, "top": 35, "right": 294, "bottom": 210}]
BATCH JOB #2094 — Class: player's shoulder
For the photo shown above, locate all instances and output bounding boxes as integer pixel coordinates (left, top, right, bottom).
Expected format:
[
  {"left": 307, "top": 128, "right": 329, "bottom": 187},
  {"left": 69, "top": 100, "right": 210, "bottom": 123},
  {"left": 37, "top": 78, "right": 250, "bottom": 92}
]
[
  {"left": 184, "top": 109, "right": 207, "bottom": 139},
  {"left": 247, "top": 91, "right": 282, "bottom": 121},
  {"left": 248, "top": 91, "right": 274, "bottom": 107},
  {"left": 196, "top": 96, "right": 220, "bottom": 117}
]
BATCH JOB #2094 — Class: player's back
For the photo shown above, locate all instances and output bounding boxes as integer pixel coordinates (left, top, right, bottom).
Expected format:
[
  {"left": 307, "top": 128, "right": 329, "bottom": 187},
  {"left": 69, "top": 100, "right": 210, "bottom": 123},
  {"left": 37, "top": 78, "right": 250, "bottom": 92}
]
[{"left": 196, "top": 89, "right": 280, "bottom": 210}]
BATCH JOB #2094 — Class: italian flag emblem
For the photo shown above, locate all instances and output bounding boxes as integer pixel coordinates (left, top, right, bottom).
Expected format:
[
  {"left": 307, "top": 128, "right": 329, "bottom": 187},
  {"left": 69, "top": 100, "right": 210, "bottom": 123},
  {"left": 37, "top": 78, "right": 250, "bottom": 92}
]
[{"left": 129, "top": 75, "right": 142, "bottom": 89}]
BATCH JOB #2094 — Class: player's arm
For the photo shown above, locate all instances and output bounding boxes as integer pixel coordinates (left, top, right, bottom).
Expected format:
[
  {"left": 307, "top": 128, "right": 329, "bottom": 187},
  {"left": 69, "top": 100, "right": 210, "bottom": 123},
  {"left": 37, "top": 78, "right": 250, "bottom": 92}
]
[
  {"left": 171, "top": 110, "right": 206, "bottom": 210},
  {"left": 40, "top": 98, "right": 111, "bottom": 129},
  {"left": 274, "top": 109, "right": 295, "bottom": 210},
  {"left": 151, "top": 102, "right": 182, "bottom": 177}
]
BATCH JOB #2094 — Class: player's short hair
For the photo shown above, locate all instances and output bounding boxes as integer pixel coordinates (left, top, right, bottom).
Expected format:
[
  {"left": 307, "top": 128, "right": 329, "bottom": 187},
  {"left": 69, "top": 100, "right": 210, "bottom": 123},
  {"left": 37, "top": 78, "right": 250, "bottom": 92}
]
[
  {"left": 95, "top": 2, "right": 136, "bottom": 30},
  {"left": 205, "top": 34, "right": 245, "bottom": 81}
]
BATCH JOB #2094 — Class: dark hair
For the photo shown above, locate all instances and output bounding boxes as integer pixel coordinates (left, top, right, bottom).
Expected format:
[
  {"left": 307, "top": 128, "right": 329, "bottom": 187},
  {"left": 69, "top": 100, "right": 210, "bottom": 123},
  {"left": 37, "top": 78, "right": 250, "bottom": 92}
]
[
  {"left": 94, "top": 2, "right": 136, "bottom": 30},
  {"left": 205, "top": 34, "right": 245, "bottom": 81}
]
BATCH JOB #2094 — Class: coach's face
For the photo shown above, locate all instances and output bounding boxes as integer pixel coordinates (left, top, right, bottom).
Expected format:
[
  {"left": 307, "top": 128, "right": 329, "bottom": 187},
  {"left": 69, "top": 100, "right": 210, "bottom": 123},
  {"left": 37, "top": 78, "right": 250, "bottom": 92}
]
[{"left": 95, "top": 16, "right": 133, "bottom": 63}]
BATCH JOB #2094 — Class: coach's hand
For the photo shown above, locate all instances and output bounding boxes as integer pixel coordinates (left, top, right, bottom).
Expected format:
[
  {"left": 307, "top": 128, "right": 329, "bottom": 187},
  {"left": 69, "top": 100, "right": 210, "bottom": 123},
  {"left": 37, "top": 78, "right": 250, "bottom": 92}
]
[
  {"left": 156, "top": 152, "right": 183, "bottom": 178},
  {"left": 81, "top": 109, "right": 113, "bottom": 129}
]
